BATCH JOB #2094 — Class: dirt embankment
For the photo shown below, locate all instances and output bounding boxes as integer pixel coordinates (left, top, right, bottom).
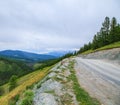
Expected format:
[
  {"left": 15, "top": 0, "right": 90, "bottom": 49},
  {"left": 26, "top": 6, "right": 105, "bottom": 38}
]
[
  {"left": 79, "top": 48, "right": 120, "bottom": 64},
  {"left": 33, "top": 59, "right": 79, "bottom": 105}
]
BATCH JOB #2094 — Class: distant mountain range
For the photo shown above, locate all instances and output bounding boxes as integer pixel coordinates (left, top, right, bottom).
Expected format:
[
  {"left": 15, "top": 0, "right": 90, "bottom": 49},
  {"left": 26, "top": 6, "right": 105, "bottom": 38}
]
[
  {"left": 0, "top": 50, "right": 57, "bottom": 62},
  {"left": 46, "top": 51, "right": 73, "bottom": 57}
]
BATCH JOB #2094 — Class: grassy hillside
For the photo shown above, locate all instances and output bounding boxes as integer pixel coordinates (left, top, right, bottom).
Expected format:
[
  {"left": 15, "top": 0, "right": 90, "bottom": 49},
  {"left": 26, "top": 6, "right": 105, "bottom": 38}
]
[
  {"left": 0, "top": 66, "right": 52, "bottom": 105},
  {"left": 0, "top": 53, "right": 74, "bottom": 105},
  {"left": 0, "top": 57, "right": 32, "bottom": 85},
  {"left": 81, "top": 41, "right": 120, "bottom": 55},
  {"left": 96, "top": 41, "right": 120, "bottom": 50}
]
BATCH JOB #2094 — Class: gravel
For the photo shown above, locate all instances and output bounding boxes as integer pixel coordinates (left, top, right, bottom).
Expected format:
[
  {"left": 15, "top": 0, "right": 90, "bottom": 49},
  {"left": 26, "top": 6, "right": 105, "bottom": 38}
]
[
  {"left": 75, "top": 48, "right": 120, "bottom": 105},
  {"left": 34, "top": 93, "right": 58, "bottom": 105},
  {"left": 33, "top": 59, "right": 78, "bottom": 105}
]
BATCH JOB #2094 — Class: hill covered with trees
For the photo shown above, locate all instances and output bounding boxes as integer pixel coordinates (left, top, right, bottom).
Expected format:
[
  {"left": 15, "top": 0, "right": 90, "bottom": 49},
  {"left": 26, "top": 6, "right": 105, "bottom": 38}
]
[
  {"left": 0, "top": 57, "right": 32, "bottom": 85},
  {"left": 0, "top": 50, "right": 57, "bottom": 63},
  {"left": 78, "top": 17, "right": 120, "bottom": 53}
]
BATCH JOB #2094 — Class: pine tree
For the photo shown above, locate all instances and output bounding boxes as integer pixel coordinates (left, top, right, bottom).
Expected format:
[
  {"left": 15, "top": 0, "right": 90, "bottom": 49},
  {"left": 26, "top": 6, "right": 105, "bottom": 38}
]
[
  {"left": 77, "top": 17, "right": 120, "bottom": 54},
  {"left": 102, "top": 17, "right": 110, "bottom": 45},
  {"left": 92, "top": 35, "right": 98, "bottom": 49},
  {"left": 110, "top": 17, "right": 117, "bottom": 30},
  {"left": 109, "top": 17, "right": 117, "bottom": 43}
]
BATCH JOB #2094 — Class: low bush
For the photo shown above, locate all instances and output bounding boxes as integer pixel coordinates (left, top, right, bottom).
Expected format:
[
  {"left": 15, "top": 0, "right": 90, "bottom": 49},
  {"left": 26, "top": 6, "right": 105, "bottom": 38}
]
[
  {"left": 20, "top": 90, "right": 34, "bottom": 105},
  {"left": 9, "top": 75, "right": 18, "bottom": 91},
  {"left": 9, "top": 94, "right": 20, "bottom": 105},
  {"left": 0, "top": 86, "right": 4, "bottom": 96}
]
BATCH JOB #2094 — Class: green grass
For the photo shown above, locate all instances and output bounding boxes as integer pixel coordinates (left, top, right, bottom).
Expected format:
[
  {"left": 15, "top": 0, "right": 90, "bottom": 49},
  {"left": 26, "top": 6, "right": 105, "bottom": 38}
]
[
  {"left": 68, "top": 61, "right": 100, "bottom": 105},
  {"left": 0, "top": 66, "right": 53, "bottom": 105},
  {"left": 96, "top": 41, "right": 120, "bottom": 51},
  {"left": 20, "top": 90, "right": 34, "bottom": 105},
  {"left": 8, "top": 94, "right": 20, "bottom": 105},
  {"left": 33, "top": 63, "right": 42, "bottom": 70},
  {"left": 81, "top": 49, "right": 94, "bottom": 55},
  {"left": 82, "top": 41, "right": 120, "bottom": 55}
]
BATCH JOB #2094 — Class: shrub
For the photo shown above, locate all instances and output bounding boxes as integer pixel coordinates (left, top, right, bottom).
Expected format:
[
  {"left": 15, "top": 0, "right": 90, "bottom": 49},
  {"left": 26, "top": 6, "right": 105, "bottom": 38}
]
[
  {"left": 0, "top": 86, "right": 4, "bottom": 96},
  {"left": 9, "top": 75, "right": 18, "bottom": 91},
  {"left": 20, "top": 90, "right": 34, "bottom": 105},
  {"left": 9, "top": 94, "right": 20, "bottom": 105}
]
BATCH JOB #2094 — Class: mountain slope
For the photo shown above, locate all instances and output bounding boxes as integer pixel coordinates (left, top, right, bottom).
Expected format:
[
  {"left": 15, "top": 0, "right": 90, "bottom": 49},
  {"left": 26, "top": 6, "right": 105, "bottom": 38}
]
[
  {"left": 0, "top": 57, "right": 32, "bottom": 85},
  {"left": 0, "top": 66, "right": 51, "bottom": 105},
  {"left": 0, "top": 59, "right": 100, "bottom": 105},
  {"left": 0, "top": 50, "right": 57, "bottom": 62}
]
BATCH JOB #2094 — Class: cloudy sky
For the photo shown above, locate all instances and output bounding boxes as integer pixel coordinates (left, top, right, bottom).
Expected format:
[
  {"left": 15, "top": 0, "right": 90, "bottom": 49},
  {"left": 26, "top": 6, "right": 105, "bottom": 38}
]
[{"left": 0, "top": 0, "right": 120, "bottom": 53}]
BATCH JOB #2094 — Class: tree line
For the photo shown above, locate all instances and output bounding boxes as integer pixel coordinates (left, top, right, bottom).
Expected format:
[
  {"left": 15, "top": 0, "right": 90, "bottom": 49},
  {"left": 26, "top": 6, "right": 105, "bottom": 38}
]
[{"left": 78, "top": 17, "right": 120, "bottom": 53}]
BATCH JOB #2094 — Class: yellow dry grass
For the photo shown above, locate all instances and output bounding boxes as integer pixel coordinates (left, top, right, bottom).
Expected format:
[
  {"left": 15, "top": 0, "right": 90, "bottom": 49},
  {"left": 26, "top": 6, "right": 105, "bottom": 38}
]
[{"left": 0, "top": 67, "right": 51, "bottom": 105}]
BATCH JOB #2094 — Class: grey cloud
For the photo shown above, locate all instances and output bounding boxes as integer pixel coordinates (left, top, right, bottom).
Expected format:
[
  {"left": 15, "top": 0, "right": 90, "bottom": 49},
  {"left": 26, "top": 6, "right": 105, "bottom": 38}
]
[{"left": 0, "top": 0, "right": 120, "bottom": 53}]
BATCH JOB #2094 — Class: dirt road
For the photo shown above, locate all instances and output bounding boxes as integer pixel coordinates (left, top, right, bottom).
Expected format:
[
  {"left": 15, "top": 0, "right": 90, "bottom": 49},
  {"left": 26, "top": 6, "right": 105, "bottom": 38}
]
[{"left": 74, "top": 57, "right": 120, "bottom": 105}]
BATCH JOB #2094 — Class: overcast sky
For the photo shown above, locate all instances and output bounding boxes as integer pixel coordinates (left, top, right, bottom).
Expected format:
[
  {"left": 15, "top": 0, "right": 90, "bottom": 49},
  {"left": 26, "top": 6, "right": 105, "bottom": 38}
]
[{"left": 0, "top": 0, "right": 120, "bottom": 53}]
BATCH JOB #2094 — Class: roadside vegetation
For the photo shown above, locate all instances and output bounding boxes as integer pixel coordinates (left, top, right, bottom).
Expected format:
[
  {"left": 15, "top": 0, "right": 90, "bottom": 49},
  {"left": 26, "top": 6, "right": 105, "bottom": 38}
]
[
  {"left": 81, "top": 41, "right": 120, "bottom": 55},
  {"left": 97, "top": 41, "right": 120, "bottom": 50},
  {"left": 20, "top": 90, "right": 34, "bottom": 105},
  {"left": 77, "top": 17, "right": 120, "bottom": 54},
  {"left": 68, "top": 61, "right": 100, "bottom": 105},
  {"left": 9, "top": 75, "right": 18, "bottom": 91}
]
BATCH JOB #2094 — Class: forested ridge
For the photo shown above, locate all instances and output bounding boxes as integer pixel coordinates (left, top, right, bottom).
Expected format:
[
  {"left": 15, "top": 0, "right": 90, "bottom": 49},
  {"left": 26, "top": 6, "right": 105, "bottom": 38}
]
[
  {"left": 0, "top": 57, "right": 32, "bottom": 85},
  {"left": 78, "top": 17, "right": 120, "bottom": 53}
]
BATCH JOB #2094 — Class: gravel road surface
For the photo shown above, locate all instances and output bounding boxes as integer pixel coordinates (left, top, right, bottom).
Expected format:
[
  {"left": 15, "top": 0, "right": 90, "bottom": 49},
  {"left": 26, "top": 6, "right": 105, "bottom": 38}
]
[{"left": 74, "top": 57, "right": 120, "bottom": 105}]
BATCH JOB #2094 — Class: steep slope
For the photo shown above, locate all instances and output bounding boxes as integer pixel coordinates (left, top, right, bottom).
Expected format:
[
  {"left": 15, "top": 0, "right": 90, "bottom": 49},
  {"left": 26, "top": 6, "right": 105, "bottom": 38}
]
[
  {"left": 0, "top": 58, "right": 100, "bottom": 105},
  {"left": 79, "top": 48, "right": 120, "bottom": 64},
  {"left": 0, "top": 66, "right": 51, "bottom": 105},
  {"left": 17, "top": 59, "right": 99, "bottom": 105},
  {"left": 33, "top": 59, "right": 79, "bottom": 105}
]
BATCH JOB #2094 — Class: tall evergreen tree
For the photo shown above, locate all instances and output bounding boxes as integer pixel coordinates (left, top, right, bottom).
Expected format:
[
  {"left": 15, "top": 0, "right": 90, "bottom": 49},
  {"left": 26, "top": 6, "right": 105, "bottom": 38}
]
[
  {"left": 78, "top": 17, "right": 120, "bottom": 54},
  {"left": 92, "top": 35, "right": 98, "bottom": 49},
  {"left": 110, "top": 17, "right": 117, "bottom": 30},
  {"left": 101, "top": 17, "right": 110, "bottom": 45},
  {"left": 109, "top": 17, "right": 117, "bottom": 43}
]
